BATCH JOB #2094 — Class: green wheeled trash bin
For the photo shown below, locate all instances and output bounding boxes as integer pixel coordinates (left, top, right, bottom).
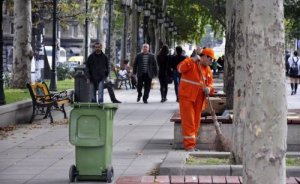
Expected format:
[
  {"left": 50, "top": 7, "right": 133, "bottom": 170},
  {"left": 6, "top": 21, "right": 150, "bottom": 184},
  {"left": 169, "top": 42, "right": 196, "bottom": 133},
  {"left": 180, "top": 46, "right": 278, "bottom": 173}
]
[{"left": 68, "top": 103, "right": 118, "bottom": 182}]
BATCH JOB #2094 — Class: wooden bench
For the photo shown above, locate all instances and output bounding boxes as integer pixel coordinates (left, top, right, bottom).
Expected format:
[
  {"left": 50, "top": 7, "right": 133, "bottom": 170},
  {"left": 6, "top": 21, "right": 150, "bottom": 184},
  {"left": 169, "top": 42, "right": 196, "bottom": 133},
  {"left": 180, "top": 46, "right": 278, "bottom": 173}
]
[
  {"left": 26, "top": 82, "right": 72, "bottom": 123},
  {"left": 171, "top": 110, "right": 300, "bottom": 151},
  {"left": 115, "top": 175, "right": 300, "bottom": 184}
]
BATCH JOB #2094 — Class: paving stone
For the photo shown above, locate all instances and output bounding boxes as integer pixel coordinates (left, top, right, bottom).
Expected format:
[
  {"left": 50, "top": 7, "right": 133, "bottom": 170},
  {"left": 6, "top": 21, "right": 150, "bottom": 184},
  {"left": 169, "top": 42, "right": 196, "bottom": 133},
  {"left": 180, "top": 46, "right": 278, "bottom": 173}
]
[
  {"left": 0, "top": 179, "right": 25, "bottom": 184},
  {"left": 286, "top": 177, "right": 298, "bottom": 184},
  {"left": 123, "top": 166, "right": 154, "bottom": 176},
  {"left": 115, "top": 176, "right": 142, "bottom": 184},
  {"left": 0, "top": 173, "right": 35, "bottom": 180},
  {"left": 225, "top": 176, "right": 240, "bottom": 184},
  {"left": 170, "top": 175, "right": 184, "bottom": 184},
  {"left": 199, "top": 176, "right": 212, "bottom": 184},
  {"left": 212, "top": 176, "right": 226, "bottom": 184},
  {"left": 185, "top": 175, "right": 198, "bottom": 184},
  {"left": 141, "top": 176, "right": 155, "bottom": 184},
  {"left": 155, "top": 175, "right": 170, "bottom": 183},
  {"left": 0, "top": 165, "right": 48, "bottom": 175}
]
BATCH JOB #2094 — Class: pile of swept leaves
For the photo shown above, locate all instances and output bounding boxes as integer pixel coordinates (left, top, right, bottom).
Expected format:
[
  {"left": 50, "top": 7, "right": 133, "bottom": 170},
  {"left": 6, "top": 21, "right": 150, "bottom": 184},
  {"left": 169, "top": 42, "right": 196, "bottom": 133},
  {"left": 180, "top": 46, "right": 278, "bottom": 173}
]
[{"left": 0, "top": 125, "right": 16, "bottom": 139}]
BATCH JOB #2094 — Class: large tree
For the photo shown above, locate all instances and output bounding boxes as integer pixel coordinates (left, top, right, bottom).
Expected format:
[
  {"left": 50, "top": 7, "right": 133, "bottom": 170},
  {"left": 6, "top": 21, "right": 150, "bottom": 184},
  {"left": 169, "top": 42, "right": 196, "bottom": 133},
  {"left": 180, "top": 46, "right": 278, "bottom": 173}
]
[
  {"left": 11, "top": 0, "right": 33, "bottom": 88},
  {"left": 233, "top": 0, "right": 287, "bottom": 183},
  {"left": 225, "top": 0, "right": 241, "bottom": 163}
]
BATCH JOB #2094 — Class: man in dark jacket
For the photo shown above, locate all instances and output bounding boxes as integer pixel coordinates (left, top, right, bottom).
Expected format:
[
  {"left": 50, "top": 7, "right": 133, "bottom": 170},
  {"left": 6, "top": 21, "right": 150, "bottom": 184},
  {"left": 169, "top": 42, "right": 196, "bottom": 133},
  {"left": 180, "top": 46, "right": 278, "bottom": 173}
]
[
  {"left": 170, "top": 46, "right": 186, "bottom": 102},
  {"left": 133, "top": 43, "right": 158, "bottom": 104},
  {"left": 86, "top": 42, "right": 109, "bottom": 103}
]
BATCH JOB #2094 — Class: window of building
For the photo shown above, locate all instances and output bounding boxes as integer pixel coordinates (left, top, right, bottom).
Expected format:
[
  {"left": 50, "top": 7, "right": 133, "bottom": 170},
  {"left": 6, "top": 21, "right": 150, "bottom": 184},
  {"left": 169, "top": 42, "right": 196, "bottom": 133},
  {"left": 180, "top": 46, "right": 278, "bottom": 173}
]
[
  {"left": 72, "top": 25, "right": 78, "bottom": 38},
  {"left": 10, "top": 22, "right": 14, "bottom": 35}
]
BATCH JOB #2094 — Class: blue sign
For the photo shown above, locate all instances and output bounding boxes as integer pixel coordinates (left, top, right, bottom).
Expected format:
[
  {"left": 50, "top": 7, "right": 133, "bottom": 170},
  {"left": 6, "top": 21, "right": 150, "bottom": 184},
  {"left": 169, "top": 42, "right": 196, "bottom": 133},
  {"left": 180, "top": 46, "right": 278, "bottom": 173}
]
[{"left": 298, "top": 40, "right": 300, "bottom": 49}]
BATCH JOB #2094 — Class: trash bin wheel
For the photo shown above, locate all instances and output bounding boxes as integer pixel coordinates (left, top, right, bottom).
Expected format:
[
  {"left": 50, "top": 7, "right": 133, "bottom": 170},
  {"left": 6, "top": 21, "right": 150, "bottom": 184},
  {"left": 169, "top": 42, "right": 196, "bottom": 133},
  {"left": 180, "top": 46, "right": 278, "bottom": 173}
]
[
  {"left": 106, "top": 166, "right": 114, "bottom": 183},
  {"left": 69, "top": 165, "right": 78, "bottom": 182}
]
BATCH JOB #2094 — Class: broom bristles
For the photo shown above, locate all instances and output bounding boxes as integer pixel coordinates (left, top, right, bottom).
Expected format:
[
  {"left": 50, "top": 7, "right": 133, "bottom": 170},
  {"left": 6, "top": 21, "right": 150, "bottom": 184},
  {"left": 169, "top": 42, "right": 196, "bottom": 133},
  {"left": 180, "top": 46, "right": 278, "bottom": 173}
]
[{"left": 212, "top": 111, "right": 231, "bottom": 151}]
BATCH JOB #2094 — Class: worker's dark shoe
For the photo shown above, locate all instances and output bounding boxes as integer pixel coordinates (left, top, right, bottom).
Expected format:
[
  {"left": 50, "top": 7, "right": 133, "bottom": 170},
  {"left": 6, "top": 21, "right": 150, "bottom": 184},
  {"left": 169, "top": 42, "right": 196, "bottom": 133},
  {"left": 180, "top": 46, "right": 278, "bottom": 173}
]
[
  {"left": 143, "top": 100, "right": 148, "bottom": 104},
  {"left": 112, "top": 99, "right": 121, "bottom": 103},
  {"left": 137, "top": 96, "right": 141, "bottom": 102}
]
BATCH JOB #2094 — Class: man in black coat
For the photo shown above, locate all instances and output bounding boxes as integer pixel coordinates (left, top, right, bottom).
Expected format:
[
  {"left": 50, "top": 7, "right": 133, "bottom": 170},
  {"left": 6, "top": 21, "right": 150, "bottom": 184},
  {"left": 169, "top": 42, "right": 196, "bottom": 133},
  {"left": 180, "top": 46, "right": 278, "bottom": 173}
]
[
  {"left": 86, "top": 42, "right": 109, "bottom": 103},
  {"left": 133, "top": 43, "right": 158, "bottom": 104}
]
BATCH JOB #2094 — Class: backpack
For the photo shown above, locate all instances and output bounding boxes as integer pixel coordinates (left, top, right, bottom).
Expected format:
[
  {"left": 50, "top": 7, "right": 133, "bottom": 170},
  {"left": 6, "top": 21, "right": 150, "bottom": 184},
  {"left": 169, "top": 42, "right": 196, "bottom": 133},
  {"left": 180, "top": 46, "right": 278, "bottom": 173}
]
[{"left": 289, "top": 57, "right": 299, "bottom": 77}]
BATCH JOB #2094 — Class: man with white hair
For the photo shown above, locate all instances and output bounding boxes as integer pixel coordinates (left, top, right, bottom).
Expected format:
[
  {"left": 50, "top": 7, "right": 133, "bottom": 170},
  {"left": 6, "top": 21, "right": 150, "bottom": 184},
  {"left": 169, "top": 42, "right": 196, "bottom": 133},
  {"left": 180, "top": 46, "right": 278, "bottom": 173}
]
[{"left": 133, "top": 43, "right": 158, "bottom": 104}]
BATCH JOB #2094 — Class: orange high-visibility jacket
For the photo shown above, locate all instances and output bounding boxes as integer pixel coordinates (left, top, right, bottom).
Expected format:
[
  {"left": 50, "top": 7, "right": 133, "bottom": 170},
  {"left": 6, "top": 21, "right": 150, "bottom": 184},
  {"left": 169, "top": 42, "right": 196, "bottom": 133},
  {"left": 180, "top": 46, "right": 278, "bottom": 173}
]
[{"left": 177, "top": 57, "right": 214, "bottom": 110}]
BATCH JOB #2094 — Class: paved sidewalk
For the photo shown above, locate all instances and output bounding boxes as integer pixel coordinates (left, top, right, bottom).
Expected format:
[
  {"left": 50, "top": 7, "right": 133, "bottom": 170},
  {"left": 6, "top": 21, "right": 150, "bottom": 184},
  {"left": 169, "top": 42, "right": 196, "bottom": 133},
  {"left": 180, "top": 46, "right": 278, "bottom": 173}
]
[
  {"left": 0, "top": 79, "right": 299, "bottom": 184},
  {"left": 0, "top": 80, "right": 177, "bottom": 184}
]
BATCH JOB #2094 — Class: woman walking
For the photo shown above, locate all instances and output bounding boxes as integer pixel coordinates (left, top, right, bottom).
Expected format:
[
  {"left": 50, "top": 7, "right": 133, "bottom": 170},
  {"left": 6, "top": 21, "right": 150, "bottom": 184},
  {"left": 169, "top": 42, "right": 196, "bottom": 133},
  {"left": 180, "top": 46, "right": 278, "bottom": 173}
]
[
  {"left": 288, "top": 51, "right": 300, "bottom": 95},
  {"left": 157, "top": 45, "right": 171, "bottom": 102}
]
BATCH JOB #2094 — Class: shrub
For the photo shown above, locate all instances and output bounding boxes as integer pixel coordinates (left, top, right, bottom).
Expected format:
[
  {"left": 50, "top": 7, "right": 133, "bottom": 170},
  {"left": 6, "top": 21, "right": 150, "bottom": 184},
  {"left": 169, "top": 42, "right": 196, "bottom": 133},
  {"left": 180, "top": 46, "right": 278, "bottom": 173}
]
[
  {"left": 3, "top": 72, "right": 11, "bottom": 88},
  {"left": 57, "top": 63, "right": 71, "bottom": 81}
]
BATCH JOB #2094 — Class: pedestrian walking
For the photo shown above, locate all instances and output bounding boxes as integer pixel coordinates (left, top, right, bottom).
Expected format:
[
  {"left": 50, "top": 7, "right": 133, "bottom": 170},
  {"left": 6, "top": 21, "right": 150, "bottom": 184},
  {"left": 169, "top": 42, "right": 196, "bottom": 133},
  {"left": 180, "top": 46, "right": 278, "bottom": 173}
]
[
  {"left": 177, "top": 48, "right": 215, "bottom": 151},
  {"left": 157, "top": 45, "right": 171, "bottom": 103},
  {"left": 86, "top": 42, "right": 110, "bottom": 103},
  {"left": 288, "top": 50, "right": 300, "bottom": 95},
  {"left": 133, "top": 43, "right": 158, "bottom": 104},
  {"left": 170, "top": 46, "right": 186, "bottom": 102}
]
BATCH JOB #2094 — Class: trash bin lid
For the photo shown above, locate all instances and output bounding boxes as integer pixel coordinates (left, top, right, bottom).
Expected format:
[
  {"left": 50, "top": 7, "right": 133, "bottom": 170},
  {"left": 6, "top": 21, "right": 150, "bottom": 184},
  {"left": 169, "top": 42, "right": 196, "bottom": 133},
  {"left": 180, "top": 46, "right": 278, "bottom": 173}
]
[{"left": 73, "top": 103, "right": 118, "bottom": 110}]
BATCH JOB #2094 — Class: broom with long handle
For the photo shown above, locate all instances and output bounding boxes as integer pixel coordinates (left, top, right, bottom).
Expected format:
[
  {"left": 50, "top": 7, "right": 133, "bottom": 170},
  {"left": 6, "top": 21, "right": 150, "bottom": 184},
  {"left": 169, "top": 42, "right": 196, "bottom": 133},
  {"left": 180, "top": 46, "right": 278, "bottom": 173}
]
[{"left": 197, "top": 62, "right": 231, "bottom": 151}]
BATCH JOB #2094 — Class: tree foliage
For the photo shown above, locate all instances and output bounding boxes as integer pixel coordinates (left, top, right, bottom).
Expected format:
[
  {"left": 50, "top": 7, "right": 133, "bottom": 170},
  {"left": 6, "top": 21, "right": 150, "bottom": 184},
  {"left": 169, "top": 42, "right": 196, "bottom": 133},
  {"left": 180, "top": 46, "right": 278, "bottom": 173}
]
[
  {"left": 284, "top": 0, "right": 300, "bottom": 39},
  {"left": 30, "top": 0, "right": 105, "bottom": 29},
  {"left": 167, "top": 0, "right": 225, "bottom": 44}
]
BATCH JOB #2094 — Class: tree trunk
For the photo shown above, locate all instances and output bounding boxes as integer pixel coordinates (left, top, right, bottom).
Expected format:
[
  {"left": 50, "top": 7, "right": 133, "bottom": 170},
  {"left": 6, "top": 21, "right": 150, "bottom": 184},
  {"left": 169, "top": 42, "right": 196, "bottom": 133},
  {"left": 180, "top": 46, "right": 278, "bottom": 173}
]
[
  {"left": 236, "top": 0, "right": 287, "bottom": 183},
  {"left": 98, "top": 3, "right": 106, "bottom": 44},
  {"left": 226, "top": 0, "right": 244, "bottom": 164},
  {"left": 154, "top": 23, "right": 160, "bottom": 55},
  {"left": 111, "top": 32, "right": 117, "bottom": 66},
  {"left": 224, "top": 2, "right": 235, "bottom": 111},
  {"left": 12, "top": 0, "right": 33, "bottom": 88},
  {"left": 149, "top": 20, "right": 155, "bottom": 53},
  {"left": 130, "top": 0, "right": 138, "bottom": 67}
]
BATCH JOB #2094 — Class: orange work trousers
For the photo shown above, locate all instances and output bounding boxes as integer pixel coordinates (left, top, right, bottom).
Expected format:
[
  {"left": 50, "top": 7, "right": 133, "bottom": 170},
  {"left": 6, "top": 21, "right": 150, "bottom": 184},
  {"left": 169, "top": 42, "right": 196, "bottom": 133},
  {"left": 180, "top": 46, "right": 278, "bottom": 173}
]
[{"left": 179, "top": 92, "right": 205, "bottom": 150}]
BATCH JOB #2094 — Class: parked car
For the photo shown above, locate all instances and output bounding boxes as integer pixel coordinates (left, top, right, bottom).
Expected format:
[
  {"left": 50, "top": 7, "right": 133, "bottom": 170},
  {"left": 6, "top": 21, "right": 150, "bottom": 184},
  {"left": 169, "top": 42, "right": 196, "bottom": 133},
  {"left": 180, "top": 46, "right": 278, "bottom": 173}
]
[{"left": 68, "top": 56, "right": 84, "bottom": 65}]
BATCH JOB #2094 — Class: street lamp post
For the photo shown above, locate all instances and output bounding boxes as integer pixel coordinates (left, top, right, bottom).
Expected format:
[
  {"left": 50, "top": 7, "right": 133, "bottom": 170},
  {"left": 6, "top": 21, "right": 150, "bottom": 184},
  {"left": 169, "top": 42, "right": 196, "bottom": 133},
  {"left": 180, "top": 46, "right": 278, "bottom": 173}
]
[
  {"left": 157, "top": 10, "right": 164, "bottom": 49},
  {"left": 105, "top": 0, "right": 113, "bottom": 63},
  {"left": 136, "top": 0, "right": 143, "bottom": 52},
  {"left": 168, "top": 21, "right": 174, "bottom": 48},
  {"left": 173, "top": 26, "right": 178, "bottom": 48},
  {"left": 121, "top": 0, "right": 131, "bottom": 65},
  {"left": 149, "top": 4, "right": 156, "bottom": 52},
  {"left": 0, "top": 0, "right": 6, "bottom": 105},
  {"left": 143, "top": 0, "right": 151, "bottom": 44},
  {"left": 163, "top": 16, "right": 170, "bottom": 46},
  {"left": 84, "top": 0, "right": 89, "bottom": 63},
  {"left": 49, "top": 0, "right": 57, "bottom": 91}
]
